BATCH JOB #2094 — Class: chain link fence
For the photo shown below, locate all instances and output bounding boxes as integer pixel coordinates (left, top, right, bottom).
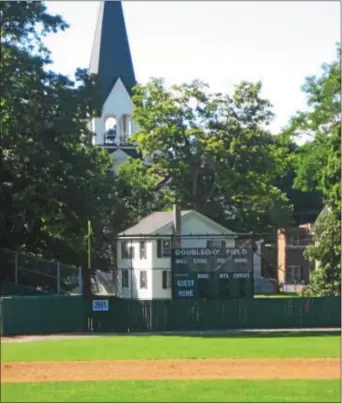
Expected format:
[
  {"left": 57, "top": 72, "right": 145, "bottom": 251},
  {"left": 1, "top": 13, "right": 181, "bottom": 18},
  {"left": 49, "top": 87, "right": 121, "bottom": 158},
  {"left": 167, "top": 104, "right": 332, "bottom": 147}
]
[{"left": 1, "top": 248, "right": 82, "bottom": 295}]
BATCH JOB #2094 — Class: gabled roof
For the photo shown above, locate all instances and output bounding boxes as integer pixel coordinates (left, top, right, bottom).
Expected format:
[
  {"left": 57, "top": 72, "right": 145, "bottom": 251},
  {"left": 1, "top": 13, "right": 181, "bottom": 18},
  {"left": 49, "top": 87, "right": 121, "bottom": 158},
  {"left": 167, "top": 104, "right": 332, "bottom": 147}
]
[
  {"left": 313, "top": 205, "right": 332, "bottom": 230},
  {"left": 89, "top": 1, "right": 136, "bottom": 106},
  {"left": 105, "top": 147, "right": 142, "bottom": 159},
  {"left": 118, "top": 210, "right": 234, "bottom": 236},
  {"left": 119, "top": 210, "right": 192, "bottom": 236}
]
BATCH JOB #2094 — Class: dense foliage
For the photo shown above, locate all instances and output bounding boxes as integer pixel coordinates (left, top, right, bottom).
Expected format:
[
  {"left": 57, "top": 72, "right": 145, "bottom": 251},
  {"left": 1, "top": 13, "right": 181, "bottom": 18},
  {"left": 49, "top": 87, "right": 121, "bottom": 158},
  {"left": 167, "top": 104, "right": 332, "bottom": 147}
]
[
  {"left": 1, "top": 2, "right": 340, "bottom": 295},
  {"left": 285, "top": 44, "right": 341, "bottom": 295},
  {"left": 132, "top": 79, "right": 292, "bottom": 233},
  {"left": 1, "top": 2, "right": 113, "bottom": 271}
]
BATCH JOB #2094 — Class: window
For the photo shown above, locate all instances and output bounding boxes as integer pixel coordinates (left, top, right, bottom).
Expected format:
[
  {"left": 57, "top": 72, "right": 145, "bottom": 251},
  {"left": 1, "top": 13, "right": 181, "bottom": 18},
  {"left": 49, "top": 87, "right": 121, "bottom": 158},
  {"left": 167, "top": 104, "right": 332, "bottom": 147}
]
[
  {"left": 162, "top": 270, "right": 171, "bottom": 289},
  {"left": 288, "top": 234, "right": 300, "bottom": 246},
  {"left": 140, "top": 270, "right": 148, "bottom": 289},
  {"left": 286, "top": 265, "right": 304, "bottom": 284},
  {"left": 104, "top": 116, "right": 117, "bottom": 144},
  {"left": 121, "top": 241, "right": 135, "bottom": 259},
  {"left": 105, "top": 116, "right": 117, "bottom": 131},
  {"left": 206, "top": 239, "right": 226, "bottom": 248},
  {"left": 122, "top": 270, "right": 129, "bottom": 288},
  {"left": 157, "top": 239, "right": 171, "bottom": 258},
  {"left": 140, "top": 241, "right": 147, "bottom": 259}
]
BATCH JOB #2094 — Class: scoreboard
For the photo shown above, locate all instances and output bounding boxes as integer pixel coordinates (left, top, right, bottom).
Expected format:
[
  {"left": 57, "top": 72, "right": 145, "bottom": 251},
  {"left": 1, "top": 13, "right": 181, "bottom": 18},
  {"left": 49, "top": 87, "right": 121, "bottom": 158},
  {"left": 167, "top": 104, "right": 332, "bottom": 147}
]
[{"left": 171, "top": 247, "right": 254, "bottom": 300}]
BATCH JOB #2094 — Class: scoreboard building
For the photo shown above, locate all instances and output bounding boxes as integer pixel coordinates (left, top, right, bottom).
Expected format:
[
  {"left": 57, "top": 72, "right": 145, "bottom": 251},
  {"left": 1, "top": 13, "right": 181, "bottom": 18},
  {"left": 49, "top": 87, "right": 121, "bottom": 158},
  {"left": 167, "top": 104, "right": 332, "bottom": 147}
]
[
  {"left": 116, "top": 209, "right": 256, "bottom": 300},
  {"left": 172, "top": 247, "right": 254, "bottom": 300}
]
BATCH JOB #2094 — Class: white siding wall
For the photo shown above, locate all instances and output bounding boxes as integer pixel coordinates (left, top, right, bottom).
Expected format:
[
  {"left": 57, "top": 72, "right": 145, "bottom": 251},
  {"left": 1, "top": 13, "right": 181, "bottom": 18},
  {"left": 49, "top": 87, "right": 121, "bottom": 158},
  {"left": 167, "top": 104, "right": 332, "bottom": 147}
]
[
  {"left": 117, "top": 269, "right": 153, "bottom": 299},
  {"left": 152, "top": 270, "right": 172, "bottom": 299},
  {"left": 116, "top": 213, "right": 238, "bottom": 300},
  {"left": 116, "top": 240, "right": 153, "bottom": 270},
  {"left": 116, "top": 240, "right": 153, "bottom": 299},
  {"left": 156, "top": 213, "right": 236, "bottom": 247},
  {"left": 116, "top": 213, "right": 263, "bottom": 300}
]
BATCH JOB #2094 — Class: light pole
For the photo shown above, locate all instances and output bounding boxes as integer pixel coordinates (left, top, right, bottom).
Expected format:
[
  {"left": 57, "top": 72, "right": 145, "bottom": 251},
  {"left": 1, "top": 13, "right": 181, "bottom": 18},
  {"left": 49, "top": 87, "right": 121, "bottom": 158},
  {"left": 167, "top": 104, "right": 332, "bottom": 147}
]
[{"left": 87, "top": 220, "right": 93, "bottom": 270}]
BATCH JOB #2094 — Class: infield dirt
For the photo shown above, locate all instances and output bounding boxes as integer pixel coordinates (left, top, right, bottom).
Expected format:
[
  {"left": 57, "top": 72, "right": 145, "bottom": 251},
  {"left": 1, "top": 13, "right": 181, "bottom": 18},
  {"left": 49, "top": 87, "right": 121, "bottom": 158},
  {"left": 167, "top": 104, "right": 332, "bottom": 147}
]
[{"left": 2, "top": 358, "right": 340, "bottom": 383}]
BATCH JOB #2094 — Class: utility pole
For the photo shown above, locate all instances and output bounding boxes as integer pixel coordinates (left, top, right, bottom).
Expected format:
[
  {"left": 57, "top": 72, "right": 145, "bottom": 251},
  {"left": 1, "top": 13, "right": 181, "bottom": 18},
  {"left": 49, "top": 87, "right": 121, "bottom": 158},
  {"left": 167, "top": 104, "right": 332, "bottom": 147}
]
[
  {"left": 87, "top": 219, "right": 93, "bottom": 270},
  {"left": 172, "top": 200, "right": 181, "bottom": 248},
  {"left": 83, "top": 219, "right": 93, "bottom": 297}
]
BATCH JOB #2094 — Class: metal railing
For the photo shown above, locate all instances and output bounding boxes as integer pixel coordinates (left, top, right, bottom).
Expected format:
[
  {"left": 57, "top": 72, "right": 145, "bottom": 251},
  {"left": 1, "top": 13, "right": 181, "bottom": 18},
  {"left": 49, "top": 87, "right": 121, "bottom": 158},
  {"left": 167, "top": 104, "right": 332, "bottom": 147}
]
[{"left": 1, "top": 248, "right": 82, "bottom": 295}]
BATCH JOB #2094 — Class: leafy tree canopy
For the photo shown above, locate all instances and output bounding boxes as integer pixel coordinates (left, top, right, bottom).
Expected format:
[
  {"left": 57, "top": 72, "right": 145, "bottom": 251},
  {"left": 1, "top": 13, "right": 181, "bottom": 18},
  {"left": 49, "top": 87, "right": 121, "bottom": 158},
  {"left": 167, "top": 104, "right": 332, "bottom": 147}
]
[
  {"left": 132, "top": 79, "right": 292, "bottom": 233},
  {"left": 1, "top": 2, "right": 116, "bottom": 284},
  {"left": 286, "top": 43, "right": 341, "bottom": 210},
  {"left": 285, "top": 44, "right": 341, "bottom": 295}
]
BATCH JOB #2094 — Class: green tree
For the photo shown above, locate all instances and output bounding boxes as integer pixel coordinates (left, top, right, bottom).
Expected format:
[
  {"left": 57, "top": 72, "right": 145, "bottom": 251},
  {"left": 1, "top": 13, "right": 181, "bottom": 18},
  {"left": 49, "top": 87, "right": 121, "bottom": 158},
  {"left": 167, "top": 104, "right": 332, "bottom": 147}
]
[
  {"left": 0, "top": 2, "right": 117, "bottom": 289},
  {"left": 114, "top": 159, "right": 171, "bottom": 233},
  {"left": 306, "top": 208, "right": 341, "bottom": 296},
  {"left": 274, "top": 139, "right": 323, "bottom": 225},
  {"left": 286, "top": 44, "right": 341, "bottom": 294},
  {"left": 287, "top": 44, "right": 341, "bottom": 207},
  {"left": 132, "top": 78, "right": 292, "bottom": 233}
]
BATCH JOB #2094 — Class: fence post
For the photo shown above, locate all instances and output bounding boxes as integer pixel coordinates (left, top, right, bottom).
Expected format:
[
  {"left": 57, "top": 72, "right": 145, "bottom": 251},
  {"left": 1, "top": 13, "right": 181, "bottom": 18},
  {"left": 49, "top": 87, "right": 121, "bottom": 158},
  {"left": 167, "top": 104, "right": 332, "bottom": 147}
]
[
  {"left": 78, "top": 266, "right": 83, "bottom": 294},
  {"left": 14, "top": 251, "right": 19, "bottom": 285},
  {"left": 56, "top": 262, "right": 61, "bottom": 294},
  {"left": 250, "top": 232, "right": 255, "bottom": 296}
]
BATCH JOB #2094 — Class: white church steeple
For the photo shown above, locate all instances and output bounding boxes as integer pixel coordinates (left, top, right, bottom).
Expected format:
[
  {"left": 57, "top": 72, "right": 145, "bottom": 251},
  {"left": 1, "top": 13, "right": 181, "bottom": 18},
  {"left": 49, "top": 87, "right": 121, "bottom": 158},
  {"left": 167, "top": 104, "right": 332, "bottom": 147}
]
[{"left": 89, "top": 1, "right": 140, "bottom": 167}]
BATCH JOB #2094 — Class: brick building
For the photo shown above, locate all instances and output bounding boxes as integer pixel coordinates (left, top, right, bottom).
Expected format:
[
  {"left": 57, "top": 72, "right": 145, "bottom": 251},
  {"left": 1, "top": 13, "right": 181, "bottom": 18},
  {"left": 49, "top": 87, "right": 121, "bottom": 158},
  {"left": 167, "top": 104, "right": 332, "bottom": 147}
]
[{"left": 277, "top": 224, "right": 313, "bottom": 288}]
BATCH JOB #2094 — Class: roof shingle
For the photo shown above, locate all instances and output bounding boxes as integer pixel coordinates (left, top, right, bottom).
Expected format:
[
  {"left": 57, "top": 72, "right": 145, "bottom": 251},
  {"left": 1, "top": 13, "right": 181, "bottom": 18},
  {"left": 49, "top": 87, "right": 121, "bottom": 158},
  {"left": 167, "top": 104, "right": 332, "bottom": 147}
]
[
  {"left": 119, "top": 210, "right": 193, "bottom": 235},
  {"left": 89, "top": 1, "right": 136, "bottom": 106}
]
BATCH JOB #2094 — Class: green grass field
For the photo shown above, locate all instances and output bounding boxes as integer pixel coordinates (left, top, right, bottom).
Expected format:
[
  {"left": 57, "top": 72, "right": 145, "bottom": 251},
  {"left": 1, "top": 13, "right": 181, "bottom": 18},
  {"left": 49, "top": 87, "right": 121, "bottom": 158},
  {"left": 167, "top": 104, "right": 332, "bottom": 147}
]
[
  {"left": 2, "top": 332, "right": 341, "bottom": 402},
  {"left": 3, "top": 380, "right": 340, "bottom": 402},
  {"left": 2, "top": 332, "right": 340, "bottom": 362}
]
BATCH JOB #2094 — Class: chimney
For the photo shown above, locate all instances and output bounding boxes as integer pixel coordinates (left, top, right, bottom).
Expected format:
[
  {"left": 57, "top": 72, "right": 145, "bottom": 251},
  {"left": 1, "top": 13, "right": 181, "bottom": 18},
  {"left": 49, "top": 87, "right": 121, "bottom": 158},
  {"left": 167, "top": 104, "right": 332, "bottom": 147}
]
[{"left": 173, "top": 201, "right": 181, "bottom": 248}]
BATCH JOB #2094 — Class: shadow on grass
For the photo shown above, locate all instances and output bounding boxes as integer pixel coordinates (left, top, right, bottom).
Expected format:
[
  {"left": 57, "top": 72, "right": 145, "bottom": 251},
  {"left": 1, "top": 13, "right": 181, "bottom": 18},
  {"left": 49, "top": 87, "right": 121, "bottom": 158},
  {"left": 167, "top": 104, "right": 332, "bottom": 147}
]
[
  {"left": 152, "top": 331, "right": 341, "bottom": 338},
  {"left": 6, "top": 330, "right": 340, "bottom": 341},
  {"left": 107, "top": 329, "right": 341, "bottom": 339}
]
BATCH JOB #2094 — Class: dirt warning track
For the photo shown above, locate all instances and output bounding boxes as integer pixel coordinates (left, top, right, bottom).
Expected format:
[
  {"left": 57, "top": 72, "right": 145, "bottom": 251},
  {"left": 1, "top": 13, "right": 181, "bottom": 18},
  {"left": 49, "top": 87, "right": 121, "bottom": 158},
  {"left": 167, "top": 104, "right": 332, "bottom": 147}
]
[{"left": 2, "top": 358, "right": 340, "bottom": 383}]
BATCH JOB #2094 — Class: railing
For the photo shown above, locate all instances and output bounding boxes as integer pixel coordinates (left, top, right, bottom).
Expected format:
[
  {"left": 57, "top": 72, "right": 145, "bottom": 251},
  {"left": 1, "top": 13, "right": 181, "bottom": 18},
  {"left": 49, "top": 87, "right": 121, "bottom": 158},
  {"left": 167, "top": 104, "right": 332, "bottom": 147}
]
[{"left": 1, "top": 248, "right": 82, "bottom": 295}]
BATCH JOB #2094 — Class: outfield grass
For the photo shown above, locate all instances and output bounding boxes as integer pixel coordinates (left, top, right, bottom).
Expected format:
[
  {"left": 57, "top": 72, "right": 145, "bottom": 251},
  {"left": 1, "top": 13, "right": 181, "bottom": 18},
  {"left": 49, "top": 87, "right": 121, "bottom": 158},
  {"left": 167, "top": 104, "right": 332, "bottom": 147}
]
[
  {"left": 3, "top": 333, "right": 340, "bottom": 402},
  {"left": 2, "top": 333, "right": 340, "bottom": 362},
  {"left": 2, "top": 380, "right": 340, "bottom": 402}
]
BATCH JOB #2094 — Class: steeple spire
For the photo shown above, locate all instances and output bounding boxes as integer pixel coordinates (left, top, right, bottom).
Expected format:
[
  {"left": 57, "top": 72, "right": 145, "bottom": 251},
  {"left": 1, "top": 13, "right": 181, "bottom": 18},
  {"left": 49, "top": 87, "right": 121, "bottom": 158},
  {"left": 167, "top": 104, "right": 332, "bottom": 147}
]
[{"left": 89, "top": 1, "right": 136, "bottom": 106}]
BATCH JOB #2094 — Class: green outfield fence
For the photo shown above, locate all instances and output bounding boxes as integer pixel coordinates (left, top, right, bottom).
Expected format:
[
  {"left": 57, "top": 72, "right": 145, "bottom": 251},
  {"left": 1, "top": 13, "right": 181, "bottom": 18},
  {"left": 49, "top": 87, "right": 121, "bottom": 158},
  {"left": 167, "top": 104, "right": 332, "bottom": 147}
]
[{"left": 0, "top": 296, "right": 340, "bottom": 336}]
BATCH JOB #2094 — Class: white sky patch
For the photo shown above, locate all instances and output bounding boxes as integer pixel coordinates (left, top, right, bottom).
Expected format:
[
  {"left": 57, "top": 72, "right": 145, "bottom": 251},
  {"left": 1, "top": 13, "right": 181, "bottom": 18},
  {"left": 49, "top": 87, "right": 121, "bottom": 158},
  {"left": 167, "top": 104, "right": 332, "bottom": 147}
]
[{"left": 43, "top": 1, "right": 339, "bottom": 136}]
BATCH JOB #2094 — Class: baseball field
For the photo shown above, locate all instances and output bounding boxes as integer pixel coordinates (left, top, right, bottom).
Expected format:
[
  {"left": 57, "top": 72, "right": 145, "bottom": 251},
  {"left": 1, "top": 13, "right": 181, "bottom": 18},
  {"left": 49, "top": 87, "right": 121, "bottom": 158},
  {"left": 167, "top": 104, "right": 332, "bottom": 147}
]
[{"left": 1, "top": 331, "right": 340, "bottom": 402}]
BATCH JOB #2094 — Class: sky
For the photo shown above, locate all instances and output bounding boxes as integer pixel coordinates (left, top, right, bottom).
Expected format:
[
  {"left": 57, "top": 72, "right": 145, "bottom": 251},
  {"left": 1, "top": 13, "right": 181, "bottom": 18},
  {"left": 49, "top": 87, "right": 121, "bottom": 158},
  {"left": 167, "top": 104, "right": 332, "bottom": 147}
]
[{"left": 44, "top": 1, "right": 340, "bottom": 134}]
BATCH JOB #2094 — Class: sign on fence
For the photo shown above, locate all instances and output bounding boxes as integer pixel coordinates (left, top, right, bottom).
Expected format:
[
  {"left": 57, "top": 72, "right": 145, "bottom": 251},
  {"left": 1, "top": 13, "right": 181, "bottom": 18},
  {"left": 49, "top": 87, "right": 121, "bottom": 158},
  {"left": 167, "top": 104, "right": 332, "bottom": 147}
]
[{"left": 92, "top": 300, "right": 109, "bottom": 312}]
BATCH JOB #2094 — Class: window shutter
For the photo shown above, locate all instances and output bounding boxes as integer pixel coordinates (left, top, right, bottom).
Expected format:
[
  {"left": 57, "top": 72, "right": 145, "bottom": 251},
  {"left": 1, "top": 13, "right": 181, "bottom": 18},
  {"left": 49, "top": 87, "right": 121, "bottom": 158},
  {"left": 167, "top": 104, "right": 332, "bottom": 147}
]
[
  {"left": 157, "top": 240, "right": 162, "bottom": 258},
  {"left": 162, "top": 270, "right": 167, "bottom": 289},
  {"left": 140, "top": 271, "right": 143, "bottom": 288}
]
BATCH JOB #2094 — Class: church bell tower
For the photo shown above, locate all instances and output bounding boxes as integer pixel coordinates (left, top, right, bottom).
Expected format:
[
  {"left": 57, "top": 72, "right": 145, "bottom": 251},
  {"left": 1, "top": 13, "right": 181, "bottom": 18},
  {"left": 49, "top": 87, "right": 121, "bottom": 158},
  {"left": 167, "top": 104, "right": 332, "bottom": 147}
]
[{"left": 89, "top": 1, "right": 141, "bottom": 169}]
